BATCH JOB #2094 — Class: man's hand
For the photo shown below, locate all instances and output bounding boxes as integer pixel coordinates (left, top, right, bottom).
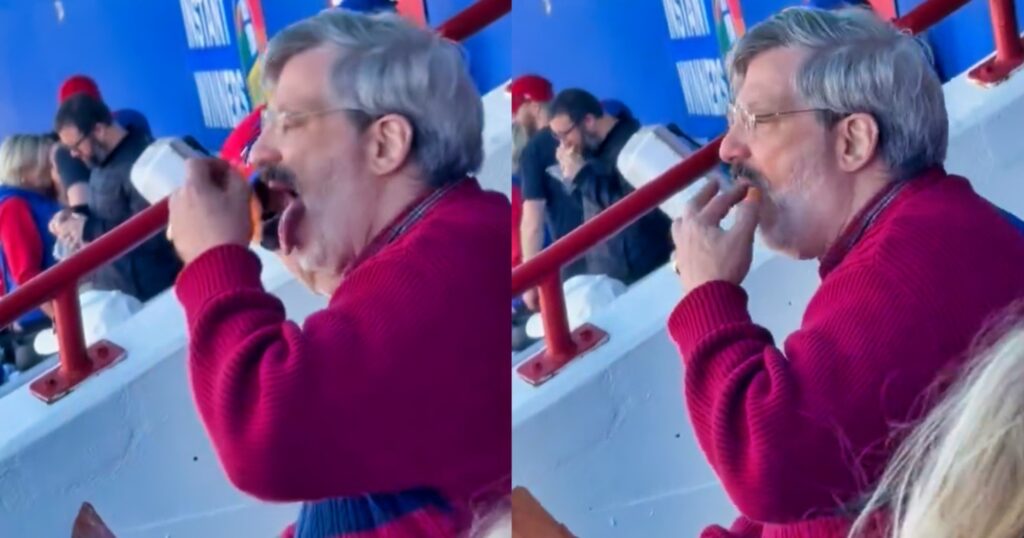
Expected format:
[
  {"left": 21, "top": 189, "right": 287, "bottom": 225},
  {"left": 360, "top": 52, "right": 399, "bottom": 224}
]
[
  {"left": 49, "top": 209, "right": 85, "bottom": 248},
  {"left": 168, "top": 158, "right": 252, "bottom": 264},
  {"left": 672, "top": 180, "right": 761, "bottom": 291},
  {"left": 556, "top": 144, "right": 586, "bottom": 181}
]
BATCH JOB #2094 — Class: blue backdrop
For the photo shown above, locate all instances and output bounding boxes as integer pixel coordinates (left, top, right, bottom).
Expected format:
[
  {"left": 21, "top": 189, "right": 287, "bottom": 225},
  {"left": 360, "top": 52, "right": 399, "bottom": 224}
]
[
  {"left": 0, "top": 0, "right": 508, "bottom": 154},
  {"left": 0, "top": 0, "right": 1011, "bottom": 155},
  {"left": 511, "top": 0, "right": 1024, "bottom": 143}
]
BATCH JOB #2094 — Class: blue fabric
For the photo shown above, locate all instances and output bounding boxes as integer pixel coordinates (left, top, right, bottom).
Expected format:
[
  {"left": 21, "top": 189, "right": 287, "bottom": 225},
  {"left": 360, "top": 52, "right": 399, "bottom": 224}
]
[
  {"left": 0, "top": 187, "right": 60, "bottom": 327},
  {"left": 998, "top": 207, "right": 1024, "bottom": 235},
  {"left": 601, "top": 99, "right": 631, "bottom": 120},
  {"left": 113, "top": 108, "right": 152, "bottom": 139},
  {"left": 294, "top": 488, "right": 450, "bottom": 538},
  {"left": 338, "top": 0, "right": 397, "bottom": 13}
]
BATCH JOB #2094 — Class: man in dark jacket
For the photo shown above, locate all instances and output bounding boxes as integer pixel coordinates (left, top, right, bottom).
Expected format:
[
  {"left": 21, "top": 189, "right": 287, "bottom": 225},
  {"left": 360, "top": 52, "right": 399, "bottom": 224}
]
[
  {"left": 548, "top": 88, "right": 673, "bottom": 285},
  {"left": 53, "top": 75, "right": 152, "bottom": 209},
  {"left": 52, "top": 94, "right": 181, "bottom": 301}
]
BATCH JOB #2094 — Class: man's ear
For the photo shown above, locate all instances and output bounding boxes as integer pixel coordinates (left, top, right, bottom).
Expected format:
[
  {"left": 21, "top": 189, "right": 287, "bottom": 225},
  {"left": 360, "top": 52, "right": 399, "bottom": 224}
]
[
  {"left": 834, "top": 112, "right": 879, "bottom": 173},
  {"left": 364, "top": 113, "right": 414, "bottom": 176}
]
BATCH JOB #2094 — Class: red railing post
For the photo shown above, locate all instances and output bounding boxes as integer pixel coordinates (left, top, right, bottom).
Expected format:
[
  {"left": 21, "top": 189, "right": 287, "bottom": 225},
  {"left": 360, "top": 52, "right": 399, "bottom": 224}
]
[
  {"left": 515, "top": 139, "right": 724, "bottom": 385},
  {"left": 28, "top": 284, "right": 127, "bottom": 404},
  {"left": 51, "top": 286, "right": 89, "bottom": 375},
  {"left": 537, "top": 275, "right": 575, "bottom": 359},
  {"left": 517, "top": 274, "right": 608, "bottom": 385},
  {"left": 969, "top": 0, "right": 1024, "bottom": 85},
  {"left": 893, "top": 0, "right": 971, "bottom": 33},
  {"left": 436, "top": 0, "right": 510, "bottom": 41}
]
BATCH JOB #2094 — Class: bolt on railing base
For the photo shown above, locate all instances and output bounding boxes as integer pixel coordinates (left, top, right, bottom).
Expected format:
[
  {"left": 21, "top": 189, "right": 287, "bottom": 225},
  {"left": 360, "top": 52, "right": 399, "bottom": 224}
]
[
  {"left": 516, "top": 323, "right": 609, "bottom": 386},
  {"left": 30, "top": 340, "right": 127, "bottom": 404},
  {"left": 968, "top": 42, "right": 1024, "bottom": 86}
]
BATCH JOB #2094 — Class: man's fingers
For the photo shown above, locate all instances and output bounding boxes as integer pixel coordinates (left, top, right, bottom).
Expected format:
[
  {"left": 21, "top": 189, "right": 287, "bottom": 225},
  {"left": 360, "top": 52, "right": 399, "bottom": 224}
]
[
  {"left": 728, "top": 187, "right": 762, "bottom": 242},
  {"left": 683, "top": 179, "right": 720, "bottom": 218},
  {"left": 700, "top": 183, "right": 750, "bottom": 224},
  {"left": 184, "top": 158, "right": 238, "bottom": 193}
]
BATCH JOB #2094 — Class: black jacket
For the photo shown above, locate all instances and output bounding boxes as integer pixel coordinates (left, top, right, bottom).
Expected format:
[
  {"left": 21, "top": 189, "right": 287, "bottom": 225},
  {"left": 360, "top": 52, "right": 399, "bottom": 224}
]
[
  {"left": 82, "top": 128, "right": 182, "bottom": 301},
  {"left": 573, "top": 116, "right": 673, "bottom": 285}
]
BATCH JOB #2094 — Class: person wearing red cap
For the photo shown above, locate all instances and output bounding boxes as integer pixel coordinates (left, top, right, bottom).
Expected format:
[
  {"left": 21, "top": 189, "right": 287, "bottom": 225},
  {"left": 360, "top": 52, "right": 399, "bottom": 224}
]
[
  {"left": 509, "top": 74, "right": 552, "bottom": 140},
  {"left": 510, "top": 75, "right": 584, "bottom": 311}
]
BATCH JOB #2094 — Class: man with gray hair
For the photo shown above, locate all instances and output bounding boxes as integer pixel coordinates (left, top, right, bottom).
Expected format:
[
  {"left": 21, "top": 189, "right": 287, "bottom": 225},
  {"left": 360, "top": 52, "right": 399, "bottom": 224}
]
[
  {"left": 166, "top": 9, "right": 509, "bottom": 538},
  {"left": 668, "top": 7, "right": 1024, "bottom": 537}
]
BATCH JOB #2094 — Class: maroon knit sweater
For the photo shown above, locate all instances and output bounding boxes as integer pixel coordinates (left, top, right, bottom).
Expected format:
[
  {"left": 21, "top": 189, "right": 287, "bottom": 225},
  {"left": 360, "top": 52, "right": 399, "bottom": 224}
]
[{"left": 669, "top": 169, "right": 1024, "bottom": 537}]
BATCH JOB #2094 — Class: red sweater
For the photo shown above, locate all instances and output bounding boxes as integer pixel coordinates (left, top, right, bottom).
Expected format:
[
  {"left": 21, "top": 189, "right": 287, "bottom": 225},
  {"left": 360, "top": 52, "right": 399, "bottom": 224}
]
[
  {"left": 512, "top": 184, "right": 523, "bottom": 267},
  {"left": 175, "top": 179, "right": 511, "bottom": 536},
  {"left": 669, "top": 169, "right": 1024, "bottom": 538},
  {"left": 0, "top": 197, "right": 44, "bottom": 294}
]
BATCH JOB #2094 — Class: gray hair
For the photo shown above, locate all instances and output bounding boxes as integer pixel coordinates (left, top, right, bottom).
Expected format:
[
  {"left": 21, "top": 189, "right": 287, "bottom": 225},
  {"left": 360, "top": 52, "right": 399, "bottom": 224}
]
[
  {"left": 727, "top": 7, "right": 947, "bottom": 179},
  {"left": 262, "top": 10, "right": 483, "bottom": 187},
  {"left": 0, "top": 134, "right": 53, "bottom": 188}
]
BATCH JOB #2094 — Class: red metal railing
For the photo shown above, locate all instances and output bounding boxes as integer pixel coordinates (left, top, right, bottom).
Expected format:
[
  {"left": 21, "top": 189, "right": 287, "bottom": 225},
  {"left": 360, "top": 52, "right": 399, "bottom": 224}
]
[
  {"left": 512, "top": 0, "right": 1020, "bottom": 385},
  {"left": 0, "top": 0, "right": 510, "bottom": 403},
  {"left": 967, "top": 0, "right": 1024, "bottom": 85}
]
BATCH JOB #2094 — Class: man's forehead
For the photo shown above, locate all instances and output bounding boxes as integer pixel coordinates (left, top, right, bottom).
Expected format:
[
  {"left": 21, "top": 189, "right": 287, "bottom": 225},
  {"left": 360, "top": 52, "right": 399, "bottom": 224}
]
[
  {"left": 734, "top": 47, "right": 808, "bottom": 108},
  {"left": 57, "top": 126, "right": 82, "bottom": 140},
  {"left": 549, "top": 113, "right": 572, "bottom": 126},
  {"left": 272, "top": 46, "right": 339, "bottom": 110}
]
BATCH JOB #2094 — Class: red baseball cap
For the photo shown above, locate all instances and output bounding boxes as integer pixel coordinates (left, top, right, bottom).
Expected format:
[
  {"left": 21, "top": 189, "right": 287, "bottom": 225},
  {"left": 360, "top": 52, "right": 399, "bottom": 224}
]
[
  {"left": 58, "top": 75, "right": 102, "bottom": 104},
  {"left": 507, "top": 75, "right": 553, "bottom": 115}
]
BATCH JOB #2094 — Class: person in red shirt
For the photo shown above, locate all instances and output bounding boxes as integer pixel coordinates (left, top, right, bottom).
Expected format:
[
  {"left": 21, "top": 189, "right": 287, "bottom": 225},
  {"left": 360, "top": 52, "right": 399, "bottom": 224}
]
[
  {"left": 0, "top": 134, "right": 62, "bottom": 370},
  {"left": 166, "top": 9, "right": 509, "bottom": 538},
  {"left": 669, "top": 7, "right": 1024, "bottom": 538}
]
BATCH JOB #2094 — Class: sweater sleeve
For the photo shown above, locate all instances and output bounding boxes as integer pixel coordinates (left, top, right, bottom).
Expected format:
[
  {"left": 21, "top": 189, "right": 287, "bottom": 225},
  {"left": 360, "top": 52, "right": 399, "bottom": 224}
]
[
  {"left": 0, "top": 198, "right": 45, "bottom": 287},
  {"left": 175, "top": 244, "right": 467, "bottom": 502},
  {"left": 668, "top": 262, "right": 933, "bottom": 522}
]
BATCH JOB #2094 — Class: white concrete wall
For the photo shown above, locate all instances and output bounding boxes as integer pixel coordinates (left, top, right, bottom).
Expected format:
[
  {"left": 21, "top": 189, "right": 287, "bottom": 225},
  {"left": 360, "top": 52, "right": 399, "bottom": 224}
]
[
  {"left": 477, "top": 80, "right": 513, "bottom": 198},
  {"left": 0, "top": 248, "right": 324, "bottom": 537},
  {"left": 512, "top": 65, "right": 1024, "bottom": 536}
]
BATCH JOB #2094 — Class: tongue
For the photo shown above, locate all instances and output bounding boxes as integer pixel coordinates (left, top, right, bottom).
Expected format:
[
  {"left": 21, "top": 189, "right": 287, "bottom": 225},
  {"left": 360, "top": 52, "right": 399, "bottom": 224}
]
[{"left": 278, "top": 198, "right": 306, "bottom": 255}]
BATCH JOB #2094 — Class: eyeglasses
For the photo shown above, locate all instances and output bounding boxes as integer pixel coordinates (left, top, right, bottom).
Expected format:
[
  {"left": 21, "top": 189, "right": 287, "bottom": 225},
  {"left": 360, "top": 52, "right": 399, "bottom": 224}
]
[
  {"left": 551, "top": 122, "right": 578, "bottom": 142},
  {"left": 64, "top": 132, "right": 90, "bottom": 153},
  {"left": 260, "top": 106, "right": 360, "bottom": 137},
  {"left": 726, "top": 102, "right": 832, "bottom": 136}
]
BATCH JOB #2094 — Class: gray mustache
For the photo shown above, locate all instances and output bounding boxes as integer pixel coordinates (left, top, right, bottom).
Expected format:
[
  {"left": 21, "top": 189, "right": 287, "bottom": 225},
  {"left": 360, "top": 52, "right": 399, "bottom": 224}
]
[{"left": 730, "top": 163, "right": 765, "bottom": 185}]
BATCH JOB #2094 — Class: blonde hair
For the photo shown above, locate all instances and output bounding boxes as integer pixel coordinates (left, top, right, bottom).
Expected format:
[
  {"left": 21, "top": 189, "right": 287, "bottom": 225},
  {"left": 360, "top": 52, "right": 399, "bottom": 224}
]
[
  {"left": 850, "top": 321, "right": 1024, "bottom": 538},
  {"left": 0, "top": 134, "right": 55, "bottom": 189}
]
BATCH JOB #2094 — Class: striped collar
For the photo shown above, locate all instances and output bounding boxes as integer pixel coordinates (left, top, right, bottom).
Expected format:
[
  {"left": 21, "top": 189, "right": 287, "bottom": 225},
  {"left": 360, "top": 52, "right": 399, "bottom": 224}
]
[
  {"left": 816, "top": 169, "right": 947, "bottom": 278},
  {"left": 344, "top": 178, "right": 467, "bottom": 276}
]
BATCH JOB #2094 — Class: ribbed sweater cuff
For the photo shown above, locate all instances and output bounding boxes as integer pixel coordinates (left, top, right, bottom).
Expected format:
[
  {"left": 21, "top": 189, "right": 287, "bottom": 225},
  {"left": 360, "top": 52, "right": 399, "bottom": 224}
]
[
  {"left": 668, "top": 280, "right": 751, "bottom": 364},
  {"left": 174, "top": 244, "right": 263, "bottom": 317},
  {"left": 762, "top": 516, "right": 855, "bottom": 538}
]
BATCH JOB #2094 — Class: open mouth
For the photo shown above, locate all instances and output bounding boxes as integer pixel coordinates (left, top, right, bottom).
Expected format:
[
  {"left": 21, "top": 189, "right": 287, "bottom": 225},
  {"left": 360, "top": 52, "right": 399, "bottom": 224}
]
[{"left": 252, "top": 170, "right": 302, "bottom": 253}]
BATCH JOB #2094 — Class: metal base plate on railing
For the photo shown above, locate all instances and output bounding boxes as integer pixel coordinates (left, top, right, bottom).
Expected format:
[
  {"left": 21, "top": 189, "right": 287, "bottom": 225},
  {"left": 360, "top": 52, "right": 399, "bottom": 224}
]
[
  {"left": 29, "top": 340, "right": 127, "bottom": 404},
  {"left": 968, "top": 46, "right": 1024, "bottom": 87},
  {"left": 516, "top": 323, "right": 609, "bottom": 386}
]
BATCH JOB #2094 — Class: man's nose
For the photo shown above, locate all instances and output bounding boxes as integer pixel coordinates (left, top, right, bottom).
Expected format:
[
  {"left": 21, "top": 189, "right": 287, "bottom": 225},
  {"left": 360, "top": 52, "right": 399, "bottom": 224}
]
[
  {"left": 248, "top": 130, "right": 282, "bottom": 169},
  {"left": 719, "top": 127, "right": 751, "bottom": 166}
]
